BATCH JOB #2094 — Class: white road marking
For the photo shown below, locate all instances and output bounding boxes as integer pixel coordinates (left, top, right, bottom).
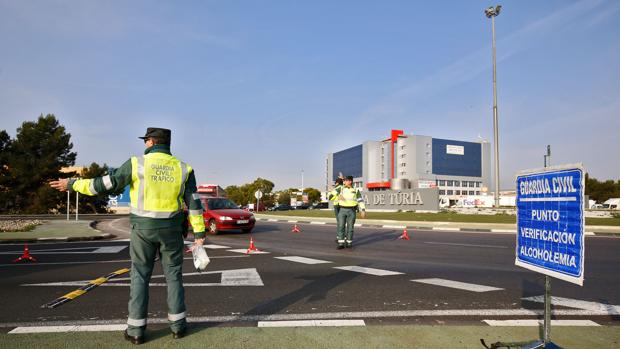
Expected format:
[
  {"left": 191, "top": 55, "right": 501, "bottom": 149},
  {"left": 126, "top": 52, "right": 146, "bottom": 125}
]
[
  {"left": 522, "top": 296, "right": 620, "bottom": 315},
  {"left": 0, "top": 246, "right": 127, "bottom": 255},
  {"left": 275, "top": 256, "right": 332, "bottom": 265},
  {"left": 203, "top": 244, "right": 231, "bottom": 249},
  {"left": 432, "top": 227, "right": 461, "bottom": 231},
  {"left": 423, "top": 241, "right": 508, "bottom": 249},
  {"left": 0, "top": 255, "right": 247, "bottom": 268},
  {"left": 114, "top": 238, "right": 131, "bottom": 242},
  {"left": 227, "top": 249, "right": 270, "bottom": 254},
  {"left": 490, "top": 229, "right": 515, "bottom": 233},
  {"left": 382, "top": 225, "right": 406, "bottom": 229},
  {"left": 411, "top": 278, "right": 503, "bottom": 292},
  {"left": 9, "top": 324, "right": 127, "bottom": 334},
  {"left": 267, "top": 219, "right": 278, "bottom": 222},
  {"left": 4, "top": 309, "right": 613, "bottom": 329},
  {"left": 258, "top": 320, "right": 365, "bottom": 328},
  {"left": 310, "top": 222, "right": 326, "bottom": 225},
  {"left": 483, "top": 320, "right": 599, "bottom": 327},
  {"left": 333, "top": 266, "right": 403, "bottom": 276},
  {"left": 354, "top": 223, "right": 363, "bottom": 227},
  {"left": 22, "top": 268, "right": 264, "bottom": 287},
  {"left": 287, "top": 220, "right": 298, "bottom": 223}
]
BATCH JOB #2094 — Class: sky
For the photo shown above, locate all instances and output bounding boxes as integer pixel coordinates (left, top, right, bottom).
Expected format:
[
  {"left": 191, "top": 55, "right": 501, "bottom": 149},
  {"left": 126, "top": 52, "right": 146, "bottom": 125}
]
[{"left": 1, "top": 0, "right": 619, "bottom": 191}]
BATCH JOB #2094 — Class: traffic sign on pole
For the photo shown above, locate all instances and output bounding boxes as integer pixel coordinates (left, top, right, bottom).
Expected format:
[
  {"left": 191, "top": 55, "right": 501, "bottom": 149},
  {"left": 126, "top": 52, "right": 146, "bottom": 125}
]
[
  {"left": 515, "top": 164, "right": 585, "bottom": 286},
  {"left": 254, "top": 190, "right": 263, "bottom": 199}
]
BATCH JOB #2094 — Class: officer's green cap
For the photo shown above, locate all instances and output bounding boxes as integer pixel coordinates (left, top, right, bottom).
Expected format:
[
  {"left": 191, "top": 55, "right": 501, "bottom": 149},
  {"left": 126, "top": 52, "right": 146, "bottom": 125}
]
[
  {"left": 345, "top": 175, "right": 354, "bottom": 181},
  {"left": 139, "top": 127, "right": 171, "bottom": 143}
]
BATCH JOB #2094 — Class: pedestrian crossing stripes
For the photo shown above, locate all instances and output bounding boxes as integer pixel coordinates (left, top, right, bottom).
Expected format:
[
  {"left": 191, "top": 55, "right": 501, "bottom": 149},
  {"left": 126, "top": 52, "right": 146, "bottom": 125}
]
[
  {"left": 522, "top": 296, "right": 620, "bottom": 315},
  {"left": 411, "top": 278, "right": 503, "bottom": 292},
  {"left": 203, "top": 244, "right": 231, "bottom": 249},
  {"left": 227, "top": 249, "right": 270, "bottom": 254},
  {"left": 275, "top": 256, "right": 332, "bottom": 264},
  {"left": 9, "top": 324, "right": 128, "bottom": 334},
  {"left": 333, "top": 266, "right": 403, "bottom": 276}
]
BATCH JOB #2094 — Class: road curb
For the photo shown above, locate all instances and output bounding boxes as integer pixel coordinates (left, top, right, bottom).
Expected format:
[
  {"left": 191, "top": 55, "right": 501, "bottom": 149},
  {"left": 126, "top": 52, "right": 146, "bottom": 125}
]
[
  {"left": 256, "top": 218, "right": 619, "bottom": 237},
  {"left": 0, "top": 233, "right": 116, "bottom": 244}
]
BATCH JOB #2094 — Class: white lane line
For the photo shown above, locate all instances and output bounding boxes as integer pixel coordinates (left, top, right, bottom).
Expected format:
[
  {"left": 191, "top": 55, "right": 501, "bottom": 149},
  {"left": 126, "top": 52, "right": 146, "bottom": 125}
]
[
  {"left": 258, "top": 320, "right": 365, "bottom": 328},
  {"left": 203, "top": 244, "right": 231, "bottom": 249},
  {"left": 4, "top": 308, "right": 612, "bottom": 329},
  {"left": 9, "top": 324, "right": 127, "bottom": 334},
  {"left": 275, "top": 256, "right": 332, "bottom": 265},
  {"left": 423, "top": 241, "right": 508, "bottom": 249},
  {"left": 287, "top": 220, "right": 298, "bottom": 223},
  {"left": 490, "top": 229, "right": 515, "bottom": 233},
  {"left": 411, "top": 278, "right": 503, "bottom": 292},
  {"left": 522, "top": 296, "right": 620, "bottom": 315},
  {"left": 354, "top": 223, "right": 364, "bottom": 227},
  {"left": 227, "top": 249, "right": 270, "bottom": 254},
  {"left": 114, "top": 238, "right": 131, "bottom": 242},
  {"left": 267, "top": 219, "right": 278, "bottom": 222},
  {"left": 0, "top": 255, "right": 248, "bottom": 268},
  {"left": 333, "top": 266, "right": 403, "bottom": 276},
  {"left": 432, "top": 227, "right": 460, "bottom": 231},
  {"left": 483, "top": 320, "right": 599, "bottom": 327},
  {"left": 382, "top": 225, "right": 406, "bottom": 229},
  {"left": 92, "top": 246, "right": 127, "bottom": 253},
  {"left": 310, "top": 222, "right": 326, "bottom": 225}
]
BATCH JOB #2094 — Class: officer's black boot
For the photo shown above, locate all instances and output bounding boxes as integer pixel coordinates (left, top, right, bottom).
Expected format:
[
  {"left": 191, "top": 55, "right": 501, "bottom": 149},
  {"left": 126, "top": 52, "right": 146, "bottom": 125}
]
[
  {"left": 124, "top": 330, "right": 144, "bottom": 345},
  {"left": 337, "top": 244, "right": 345, "bottom": 250}
]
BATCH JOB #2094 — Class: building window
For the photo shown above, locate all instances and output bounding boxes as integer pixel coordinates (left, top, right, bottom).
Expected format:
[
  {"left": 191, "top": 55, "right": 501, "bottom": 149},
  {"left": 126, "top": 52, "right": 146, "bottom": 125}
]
[
  {"left": 438, "top": 180, "right": 446, "bottom": 186},
  {"left": 447, "top": 190, "right": 453, "bottom": 195},
  {"left": 400, "top": 145, "right": 406, "bottom": 150},
  {"left": 401, "top": 163, "right": 406, "bottom": 167},
  {"left": 455, "top": 190, "right": 460, "bottom": 195},
  {"left": 447, "top": 180, "right": 453, "bottom": 187},
  {"left": 439, "top": 190, "right": 446, "bottom": 195},
  {"left": 476, "top": 182, "right": 481, "bottom": 187},
  {"left": 475, "top": 191, "right": 480, "bottom": 195},
  {"left": 454, "top": 181, "right": 460, "bottom": 187},
  {"left": 400, "top": 171, "right": 406, "bottom": 176},
  {"left": 426, "top": 161, "right": 430, "bottom": 166},
  {"left": 426, "top": 143, "right": 430, "bottom": 148},
  {"left": 469, "top": 191, "right": 475, "bottom": 195}
]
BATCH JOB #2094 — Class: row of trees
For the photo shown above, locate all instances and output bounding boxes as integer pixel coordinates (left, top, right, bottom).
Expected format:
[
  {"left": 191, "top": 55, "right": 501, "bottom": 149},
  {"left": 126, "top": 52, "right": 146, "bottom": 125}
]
[
  {"left": 224, "top": 179, "right": 322, "bottom": 209},
  {"left": 585, "top": 174, "right": 620, "bottom": 203},
  {"left": 0, "top": 115, "right": 113, "bottom": 214}
]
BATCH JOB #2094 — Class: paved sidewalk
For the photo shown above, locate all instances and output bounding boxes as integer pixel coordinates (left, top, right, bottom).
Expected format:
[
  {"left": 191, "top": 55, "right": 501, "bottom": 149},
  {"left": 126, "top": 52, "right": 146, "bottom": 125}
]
[
  {"left": 256, "top": 214, "right": 620, "bottom": 236},
  {"left": 0, "top": 220, "right": 113, "bottom": 243}
]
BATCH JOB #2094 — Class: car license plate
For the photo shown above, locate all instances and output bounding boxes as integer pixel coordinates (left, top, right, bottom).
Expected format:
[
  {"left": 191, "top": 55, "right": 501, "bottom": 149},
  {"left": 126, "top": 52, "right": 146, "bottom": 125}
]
[{"left": 237, "top": 220, "right": 249, "bottom": 224}]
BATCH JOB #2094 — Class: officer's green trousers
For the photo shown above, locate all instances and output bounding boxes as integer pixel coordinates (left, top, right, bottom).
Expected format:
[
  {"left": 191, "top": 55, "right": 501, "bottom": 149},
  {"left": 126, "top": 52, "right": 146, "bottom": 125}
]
[
  {"left": 127, "top": 226, "right": 186, "bottom": 336},
  {"left": 337, "top": 207, "right": 357, "bottom": 244}
]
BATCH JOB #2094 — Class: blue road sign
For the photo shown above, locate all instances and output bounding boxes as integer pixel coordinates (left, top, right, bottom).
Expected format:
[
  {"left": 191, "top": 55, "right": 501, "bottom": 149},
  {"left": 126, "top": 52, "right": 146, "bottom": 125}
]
[
  {"left": 515, "top": 164, "right": 585, "bottom": 286},
  {"left": 108, "top": 185, "right": 130, "bottom": 207}
]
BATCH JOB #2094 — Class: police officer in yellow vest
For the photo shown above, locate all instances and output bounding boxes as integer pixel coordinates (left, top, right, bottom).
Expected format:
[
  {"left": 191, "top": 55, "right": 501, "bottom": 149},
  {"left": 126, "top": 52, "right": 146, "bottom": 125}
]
[
  {"left": 50, "top": 127, "right": 205, "bottom": 344},
  {"left": 335, "top": 175, "right": 366, "bottom": 249}
]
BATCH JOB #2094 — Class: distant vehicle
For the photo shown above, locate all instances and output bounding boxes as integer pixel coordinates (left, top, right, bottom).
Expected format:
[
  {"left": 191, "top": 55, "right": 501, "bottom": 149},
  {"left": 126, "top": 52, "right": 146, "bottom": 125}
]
[
  {"left": 272, "top": 204, "right": 293, "bottom": 211},
  {"left": 295, "top": 203, "right": 311, "bottom": 210},
  {"left": 197, "top": 196, "right": 255, "bottom": 234},
  {"left": 603, "top": 198, "right": 620, "bottom": 210},
  {"left": 310, "top": 202, "right": 329, "bottom": 209},
  {"left": 591, "top": 203, "right": 604, "bottom": 209}
]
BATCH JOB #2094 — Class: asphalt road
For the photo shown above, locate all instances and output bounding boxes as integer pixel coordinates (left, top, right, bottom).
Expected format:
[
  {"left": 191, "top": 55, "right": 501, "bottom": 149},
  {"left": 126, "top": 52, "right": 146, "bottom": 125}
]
[{"left": 1, "top": 218, "right": 619, "bottom": 330}]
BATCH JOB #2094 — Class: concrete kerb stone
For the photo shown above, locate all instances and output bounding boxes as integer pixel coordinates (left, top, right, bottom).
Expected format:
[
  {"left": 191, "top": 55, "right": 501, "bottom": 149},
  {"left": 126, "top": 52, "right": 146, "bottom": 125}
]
[{"left": 255, "top": 214, "right": 620, "bottom": 237}]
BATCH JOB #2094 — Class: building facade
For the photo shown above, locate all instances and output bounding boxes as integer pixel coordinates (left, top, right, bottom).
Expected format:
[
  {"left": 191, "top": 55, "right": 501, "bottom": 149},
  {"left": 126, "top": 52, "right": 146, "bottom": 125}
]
[{"left": 326, "top": 130, "right": 491, "bottom": 204}]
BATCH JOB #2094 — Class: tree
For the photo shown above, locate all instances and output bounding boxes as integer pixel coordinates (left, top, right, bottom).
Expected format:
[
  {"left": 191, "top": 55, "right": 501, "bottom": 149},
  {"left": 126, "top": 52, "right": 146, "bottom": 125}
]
[
  {"left": 225, "top": 178, "right": 276, "bottom": 208},
  {"left": 3, "top": 114, "right": 77, "bottom": 213},
  {"left": 77, "top": 162, "right": 120, "bottom": 213},
  {"left": 303, "top": 187, "right": 322, "bottom": 204},
  {"left": 277, "top": 191, "right": 291, "bottom": 205},
  {"left": 0, "top": 130, "right": 11, "bottom": 211},
  {"left": 585, "top": 173, "right": 620, "bottom": 203}
]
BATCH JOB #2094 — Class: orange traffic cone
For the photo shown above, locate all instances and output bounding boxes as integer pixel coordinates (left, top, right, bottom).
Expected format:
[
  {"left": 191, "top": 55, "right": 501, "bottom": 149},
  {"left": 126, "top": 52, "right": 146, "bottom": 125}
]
[
  {"left": 246, "top": 236, "right": 261, "bottom": 254},
  {"left": 291, "top": 224, "right": 301, "bottom": 233},
  {"left": 398, "top": 228, "right": 410, "bottom": 240},
  {"left": 12, "top": 244, "right": 37, "bottom": 263}
]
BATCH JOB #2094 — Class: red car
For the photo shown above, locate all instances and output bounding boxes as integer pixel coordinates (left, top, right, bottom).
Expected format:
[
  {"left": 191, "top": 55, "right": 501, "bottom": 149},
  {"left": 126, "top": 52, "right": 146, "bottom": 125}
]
[{"left": 199, "top": 196, "right": 255, "bottom": 235}]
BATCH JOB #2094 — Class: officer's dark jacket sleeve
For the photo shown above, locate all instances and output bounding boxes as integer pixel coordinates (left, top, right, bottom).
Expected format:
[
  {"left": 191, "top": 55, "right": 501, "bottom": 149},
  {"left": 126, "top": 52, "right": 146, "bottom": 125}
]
[
  {"left": 68, "top": 159, "right": 133, "bottom": 196},
  {"left": 183, "top": 170, "right": 206, "bottom": 238}
]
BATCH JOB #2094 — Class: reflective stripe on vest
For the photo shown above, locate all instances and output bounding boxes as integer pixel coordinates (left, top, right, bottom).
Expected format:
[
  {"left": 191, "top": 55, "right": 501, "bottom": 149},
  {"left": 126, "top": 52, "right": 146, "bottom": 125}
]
[
  {"left": 129, "top": 153, "right": 191, "bottom": 218},
  {"left": 337, "top": 186, "right": 359, "bottom": 207}
]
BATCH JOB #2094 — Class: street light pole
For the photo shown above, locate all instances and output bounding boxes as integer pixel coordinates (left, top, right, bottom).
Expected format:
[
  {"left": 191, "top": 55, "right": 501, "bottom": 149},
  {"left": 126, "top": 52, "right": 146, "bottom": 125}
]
[{"left": 486, "top": 5, "right": 502, "bottom": 208}]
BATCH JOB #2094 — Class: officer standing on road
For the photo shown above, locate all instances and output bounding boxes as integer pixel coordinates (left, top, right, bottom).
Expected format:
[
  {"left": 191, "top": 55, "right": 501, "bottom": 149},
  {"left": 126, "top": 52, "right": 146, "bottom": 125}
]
[
  {"left": 50, "top": 127, "right": 206, "bottom": 344},
  {"left": 328, "top": 177, "right": 343, "bottom": 241},
  {"left": 336, "top": 175, "right": 366, "bottom": 249}
]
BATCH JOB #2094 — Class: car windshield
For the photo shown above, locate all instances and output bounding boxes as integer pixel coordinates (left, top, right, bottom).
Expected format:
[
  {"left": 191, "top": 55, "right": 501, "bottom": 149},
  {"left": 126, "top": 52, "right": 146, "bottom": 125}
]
[{"left": 208, "top": 198, "right": 238, "bottom": 210}]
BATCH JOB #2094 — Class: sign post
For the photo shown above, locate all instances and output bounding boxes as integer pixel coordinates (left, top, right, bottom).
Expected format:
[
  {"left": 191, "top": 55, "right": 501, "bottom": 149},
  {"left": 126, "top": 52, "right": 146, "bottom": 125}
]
[
  {"left": 254, "top": 190, "right": 263, "bottom": 212},
  {"left": 515, "top": 163, "right": 585, "bottom": 348}
]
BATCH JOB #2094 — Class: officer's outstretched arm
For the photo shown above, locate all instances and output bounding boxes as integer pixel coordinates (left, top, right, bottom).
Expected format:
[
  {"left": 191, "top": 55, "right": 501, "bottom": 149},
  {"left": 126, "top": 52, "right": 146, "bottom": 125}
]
[{"left": 65, "top": 159, "right": 133, "bottom": 196}]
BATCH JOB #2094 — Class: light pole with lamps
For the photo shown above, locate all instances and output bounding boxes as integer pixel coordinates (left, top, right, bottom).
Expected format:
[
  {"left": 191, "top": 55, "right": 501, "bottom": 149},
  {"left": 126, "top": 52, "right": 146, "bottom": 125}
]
[{"left": 485, "top": 5, "right": 502, "bottom": 208}]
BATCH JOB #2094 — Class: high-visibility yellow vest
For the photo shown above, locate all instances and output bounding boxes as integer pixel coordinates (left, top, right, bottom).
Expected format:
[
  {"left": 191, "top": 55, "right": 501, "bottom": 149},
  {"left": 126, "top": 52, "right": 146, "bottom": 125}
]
[
  {"left": 129, "top": 153, "right": 191, "bottom": 218},
  {"left": 337, "top": 186, "right": 366, "bottom": 210}
]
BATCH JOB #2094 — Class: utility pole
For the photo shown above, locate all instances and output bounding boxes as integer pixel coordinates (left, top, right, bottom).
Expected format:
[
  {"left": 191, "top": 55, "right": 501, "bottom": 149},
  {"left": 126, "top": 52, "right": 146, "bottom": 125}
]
[{"left": 485, "top": 5, "right": 502, "bottom": 207}]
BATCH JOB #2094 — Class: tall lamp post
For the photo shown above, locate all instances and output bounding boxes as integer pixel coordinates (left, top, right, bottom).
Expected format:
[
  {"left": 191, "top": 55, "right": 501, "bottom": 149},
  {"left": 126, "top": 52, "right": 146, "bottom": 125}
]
[{"left": 485, "top": 5, "right": 502, "bottom": 207}]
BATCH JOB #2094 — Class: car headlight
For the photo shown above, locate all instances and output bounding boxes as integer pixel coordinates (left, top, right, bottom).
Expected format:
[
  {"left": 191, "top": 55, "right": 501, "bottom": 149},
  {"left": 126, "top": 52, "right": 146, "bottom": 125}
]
[{"left": 219, "top": 216, "right": 233, "bottom": 221}]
